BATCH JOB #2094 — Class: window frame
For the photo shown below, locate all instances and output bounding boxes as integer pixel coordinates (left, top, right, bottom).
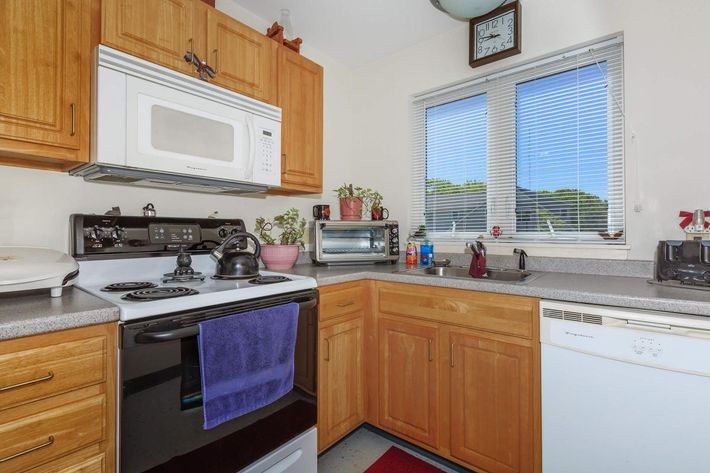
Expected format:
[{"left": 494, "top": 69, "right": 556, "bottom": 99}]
[{"left": 410, "top": 36, "right": 625, "bottom": 245}]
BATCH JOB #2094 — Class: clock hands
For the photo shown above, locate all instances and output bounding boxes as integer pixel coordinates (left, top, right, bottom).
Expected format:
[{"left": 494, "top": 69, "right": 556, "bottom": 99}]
[{"left": 480, "top": 33, "right": 501, "bottom": 41}]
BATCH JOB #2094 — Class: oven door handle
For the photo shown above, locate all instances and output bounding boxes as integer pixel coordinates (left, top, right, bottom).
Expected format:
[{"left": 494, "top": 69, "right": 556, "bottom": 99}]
[{"left": 134, "top": 298, "right": 318, "bottom": 344}]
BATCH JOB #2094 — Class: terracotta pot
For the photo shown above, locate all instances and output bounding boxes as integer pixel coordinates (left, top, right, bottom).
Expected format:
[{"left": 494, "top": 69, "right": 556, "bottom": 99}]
[
  {"left": 260, "top": 244, "right": 300, "bottom": 271},
  {"left": 339, "top": 197, "right": 363, "bottom": 220}
]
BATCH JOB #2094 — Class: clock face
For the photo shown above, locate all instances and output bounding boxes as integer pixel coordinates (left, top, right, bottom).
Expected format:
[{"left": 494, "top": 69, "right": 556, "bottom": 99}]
[{"left": 474, "top": 10, "right": 516, "bottom": 60}]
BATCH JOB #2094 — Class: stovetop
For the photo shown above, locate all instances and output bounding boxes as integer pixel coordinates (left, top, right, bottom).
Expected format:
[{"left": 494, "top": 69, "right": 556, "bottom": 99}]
[{"left": 76, "top": 255, "right": 316, "bottom": 321}]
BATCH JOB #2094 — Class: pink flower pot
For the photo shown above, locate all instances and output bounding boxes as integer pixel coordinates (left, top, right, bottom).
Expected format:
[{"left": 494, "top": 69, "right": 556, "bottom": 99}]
[
  {"left": 260, "top": 244, "right": 300, "bottom": 271},
  {"left": 339, "top": 197, "right": 363, "bottom": 220}
]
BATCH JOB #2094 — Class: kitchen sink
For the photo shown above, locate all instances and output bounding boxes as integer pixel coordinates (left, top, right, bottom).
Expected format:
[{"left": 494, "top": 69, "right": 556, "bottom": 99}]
[{"left": 396, "top": 266, "right": 535, "bottom": 283}]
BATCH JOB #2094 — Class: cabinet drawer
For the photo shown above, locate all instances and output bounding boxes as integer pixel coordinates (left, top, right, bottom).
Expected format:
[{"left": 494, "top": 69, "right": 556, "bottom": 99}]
[
  {"left": 24, "top": 445, "right": 106, "bottom": 473},
  {"left": 376, "top": 282, "right": 536, "bottom": 339},
  {"left": 320, "top": 285, "right": 365, "bottom": 322},
  {"left": 0, "top": 336, "right": 106, "bottom": 411},
  {"left": 0, "top": 393, "right": 106, "bottom": 472}
]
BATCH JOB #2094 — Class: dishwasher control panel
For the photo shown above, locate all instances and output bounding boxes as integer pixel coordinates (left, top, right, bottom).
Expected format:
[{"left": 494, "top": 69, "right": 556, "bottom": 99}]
[{"left": 632, "top": 336, "right": 663, "bottom": 358}]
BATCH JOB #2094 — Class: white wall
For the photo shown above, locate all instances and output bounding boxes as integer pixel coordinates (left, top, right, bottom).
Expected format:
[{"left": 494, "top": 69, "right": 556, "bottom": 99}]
[
  {"left": 0, "top": 0, "right": 353, "bottom": 252},
  {"left": 347, "top": 0, "right": 710, "bottom": 261}
]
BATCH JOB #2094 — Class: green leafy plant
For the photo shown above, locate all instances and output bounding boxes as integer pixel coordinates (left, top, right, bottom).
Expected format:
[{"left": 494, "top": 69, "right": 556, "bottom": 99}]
[
  {"left": 254, "top": 208, "right": 307, "bottom": 248},
  {"left": 334, "top": 184, "right": 384, "bottom": 212},
  {"left": 334, "top": 183, "right": 369, "bottom": 200},
  {"left": 369, "top": 191, "right": 384, "bottom": 211}
]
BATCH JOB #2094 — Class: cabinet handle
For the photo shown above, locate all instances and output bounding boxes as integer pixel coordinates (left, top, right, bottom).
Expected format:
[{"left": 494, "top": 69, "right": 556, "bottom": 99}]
[
  {"left": 449, "top": 343, "right": 455, "bottom": 368},
  {"left": 70, "top": 103, "right": 76, "bottom": 136},
  {"left": 0, "top": 371, "right": 54, "bottom": 392},
  {"left": 213, "top": 48, "right": 220, "bottom": 73},
  {"left": 0, "top": 436, "right": 54, "bottom": 464},
  {"left": 188, "top": 38, "right": 194, "bottom": 56},
  {"left": 428, "top": 339, "right": 433, "bottom": 362},
  {"left": 324, "top": 338, "right": 330, "bottom": 361},
  {"left": 336, "top": 301, "right": 355, "bottom": 308}
]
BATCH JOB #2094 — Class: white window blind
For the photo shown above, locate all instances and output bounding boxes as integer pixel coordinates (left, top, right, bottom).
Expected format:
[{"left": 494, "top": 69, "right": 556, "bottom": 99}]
[{"left": 410, "top": 37, "right": 624, "bottom": 244}]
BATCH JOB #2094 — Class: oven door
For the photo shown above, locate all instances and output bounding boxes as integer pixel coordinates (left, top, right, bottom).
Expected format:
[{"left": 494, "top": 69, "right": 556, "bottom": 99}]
[
  {"left": 124, "top": 74, "right": 254, "bottom": 182},
  {"left": 119, "top": 290, "right": 317, "bottom": 473},
  {"left": 315, "top": 222, "right": 390, "bottom": 263}
]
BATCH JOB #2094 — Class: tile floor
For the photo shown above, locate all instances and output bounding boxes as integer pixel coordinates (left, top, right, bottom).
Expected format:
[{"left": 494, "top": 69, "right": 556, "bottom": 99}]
[{"left": 318, "top": 427, "right": 466, "bottom": 473}]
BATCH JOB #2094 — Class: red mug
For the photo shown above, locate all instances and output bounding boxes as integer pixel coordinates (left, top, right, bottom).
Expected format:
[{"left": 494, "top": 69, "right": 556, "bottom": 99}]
[{"left": 371, "top": 207, "right": 389, "bottom": 221}]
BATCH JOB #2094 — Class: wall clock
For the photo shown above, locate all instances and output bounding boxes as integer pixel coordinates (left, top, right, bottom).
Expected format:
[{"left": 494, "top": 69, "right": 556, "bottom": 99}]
[{"left": 469, "top": 1, "right": 521, "bottom": 68}]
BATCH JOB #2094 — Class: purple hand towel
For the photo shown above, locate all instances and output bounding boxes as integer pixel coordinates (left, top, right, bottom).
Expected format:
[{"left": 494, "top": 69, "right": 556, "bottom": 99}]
[{"left": 197, "top": 303, "right": 299, "bottom": 430}]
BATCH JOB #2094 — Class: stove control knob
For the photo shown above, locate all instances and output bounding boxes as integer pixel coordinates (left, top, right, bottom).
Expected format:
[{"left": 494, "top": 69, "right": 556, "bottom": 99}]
[
  {"left": 88, "top": 225, "right": 102, "bottom": 241},
  {"left": 218, "top": 227, "right": 229, "bottom": 239},
  {"left": 112, "top": 226, "right": 126, "bottom": 242}
]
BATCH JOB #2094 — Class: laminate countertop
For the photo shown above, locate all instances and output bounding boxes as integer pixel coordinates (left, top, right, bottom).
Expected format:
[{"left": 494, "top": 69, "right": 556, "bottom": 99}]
[
  {"left": 285, "top": 263, "right": 710, "bottom": 317},
  {"left": 0, "top": 287, "right": 119, "bottom": 341}
]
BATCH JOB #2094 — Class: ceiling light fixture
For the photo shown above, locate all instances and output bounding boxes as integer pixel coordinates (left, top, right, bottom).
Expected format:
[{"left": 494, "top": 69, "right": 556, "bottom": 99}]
[{"left": 429, "top": 0, "right": 507, "bottom": 20}]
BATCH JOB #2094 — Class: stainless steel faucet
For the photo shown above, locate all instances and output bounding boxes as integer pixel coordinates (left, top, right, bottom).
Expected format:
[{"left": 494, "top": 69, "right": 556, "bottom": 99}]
[{"left": 513, "top": 248, "right": 528, "bottom": 270}]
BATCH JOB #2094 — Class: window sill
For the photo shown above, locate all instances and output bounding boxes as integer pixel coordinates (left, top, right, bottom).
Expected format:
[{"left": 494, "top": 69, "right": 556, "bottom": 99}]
[{"left": 429, "top": 240, "right": 631, "bottom": 260}]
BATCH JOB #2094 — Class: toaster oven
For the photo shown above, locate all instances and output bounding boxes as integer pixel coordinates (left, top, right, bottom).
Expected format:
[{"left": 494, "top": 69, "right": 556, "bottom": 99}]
[{"left": 310, "top": 220, "right": 400, "bottom": 265}]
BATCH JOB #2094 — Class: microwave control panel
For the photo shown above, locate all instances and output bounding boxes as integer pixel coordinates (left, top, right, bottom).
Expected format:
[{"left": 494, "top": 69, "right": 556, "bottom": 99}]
[{"left": 251, "top": 117, "right": 281, "bottom": 187}]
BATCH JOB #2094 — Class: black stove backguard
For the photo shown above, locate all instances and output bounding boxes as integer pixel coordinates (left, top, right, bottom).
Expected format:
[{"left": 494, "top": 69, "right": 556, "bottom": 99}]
[
  {"left": 70, "top": 214, "right": 247, "bottom": 260},
  {"left": 655, "top": 240, "right": 710, "bottom": 286}
]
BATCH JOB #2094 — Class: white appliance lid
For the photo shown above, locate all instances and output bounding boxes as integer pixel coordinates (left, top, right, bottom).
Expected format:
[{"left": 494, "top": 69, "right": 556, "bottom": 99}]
[{"left": 0, "top": 247, "right": 79, "bottom": 286}]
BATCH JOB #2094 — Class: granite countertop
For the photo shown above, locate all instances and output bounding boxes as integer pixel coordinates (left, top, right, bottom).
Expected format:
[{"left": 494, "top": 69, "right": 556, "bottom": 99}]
[
  {"left": 0, "top": 287, "right": 120, "bottom": 341},
  {"left": 285, "top": 263, "right": 710, "bottom": 317}
]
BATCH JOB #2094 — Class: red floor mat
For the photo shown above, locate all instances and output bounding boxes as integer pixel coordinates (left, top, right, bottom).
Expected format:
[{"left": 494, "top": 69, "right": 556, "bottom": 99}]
[{"left": 364, "top": 446, "right": 445, "bottom": 473}]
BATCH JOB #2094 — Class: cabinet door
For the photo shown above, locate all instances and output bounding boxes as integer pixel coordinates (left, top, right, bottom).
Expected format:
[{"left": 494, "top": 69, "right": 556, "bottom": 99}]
[
  {"left": 449, "top": 330, "right": 534, "bottom": 473},
  {"left": 0, "top": 0, "right": 88, "bottom": 161},
  {"left": 277, "top": 47, "right": 323, "bottom": 193},
  {"left": 318, "top": 316, "right": 364, "bottom": 450},
  {"left": 102, "top": 0, "right": 193, "bottom": 74},
  {"left": 378, "top": 317, "right": 439, "bottom": 448},
  {"left": 207, "top": 9, "right": 277, "bottom": 102}
]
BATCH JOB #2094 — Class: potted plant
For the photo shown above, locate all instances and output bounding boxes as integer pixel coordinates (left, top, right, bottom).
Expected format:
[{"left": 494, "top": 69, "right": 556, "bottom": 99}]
[
  {"left": 369, "top": 191, "right": 388, "bottom": 220},
  {"left": 254, "top": 208, "right": 306, "bottom": 270},
  {"left": 335, "top": 183, "right": 370, "bottom": 220}
]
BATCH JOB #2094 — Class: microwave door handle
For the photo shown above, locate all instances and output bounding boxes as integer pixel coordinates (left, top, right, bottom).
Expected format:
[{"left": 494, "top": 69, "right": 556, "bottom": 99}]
[{"left": 245, "top": 115, "right": 256, "bottom": 180}]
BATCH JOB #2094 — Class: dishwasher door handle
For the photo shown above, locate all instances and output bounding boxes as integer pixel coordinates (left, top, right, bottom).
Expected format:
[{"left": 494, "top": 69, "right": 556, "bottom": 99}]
[{"left": 134, "top": 298, "right": 317, "bottom": 344}]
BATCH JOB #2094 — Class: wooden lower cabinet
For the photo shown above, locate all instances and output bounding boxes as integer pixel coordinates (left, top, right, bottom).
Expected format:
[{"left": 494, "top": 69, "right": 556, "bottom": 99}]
[
  {"left": 317, "top": 283, "right": 366, "bottom": 452},
  {"left": 318, "top": 315, "right": 365, "bottom": 451},
  {"left": 378, "top": 317, "right": 440, "bottom": 448},
  {"left": 0, "top": 323, "right": 117, "bottom": 472},
  {"left": 449, "top": 329, "right": 535, "bottom": 473},
  {"left": 316, "top": 281, "right": 540, "bottom": 472}
]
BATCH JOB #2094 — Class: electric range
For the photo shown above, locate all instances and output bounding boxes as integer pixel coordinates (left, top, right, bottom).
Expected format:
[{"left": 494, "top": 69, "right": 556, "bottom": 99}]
[
  {"left": 76, "top": 254, "right": 316, "bottom": 321},
  {"left": 70, "top": 213, "right": 318, "bottom": 473}
]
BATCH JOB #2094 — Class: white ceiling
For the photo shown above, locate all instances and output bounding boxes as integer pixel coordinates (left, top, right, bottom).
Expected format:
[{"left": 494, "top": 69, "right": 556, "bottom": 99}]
[{"left": 229, "top": 0, "right": 465, "bottom": 67}]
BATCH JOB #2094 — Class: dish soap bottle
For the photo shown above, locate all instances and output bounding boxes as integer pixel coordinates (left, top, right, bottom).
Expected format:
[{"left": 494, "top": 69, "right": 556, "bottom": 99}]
[{"left": 420, "top": 239, "right": 434, "bottom": 267}]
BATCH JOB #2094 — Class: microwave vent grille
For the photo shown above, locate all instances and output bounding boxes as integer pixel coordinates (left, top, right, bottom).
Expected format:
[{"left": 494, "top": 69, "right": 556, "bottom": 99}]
[{"left": 69, "top": 164, "right": 268, "bottom": 195}]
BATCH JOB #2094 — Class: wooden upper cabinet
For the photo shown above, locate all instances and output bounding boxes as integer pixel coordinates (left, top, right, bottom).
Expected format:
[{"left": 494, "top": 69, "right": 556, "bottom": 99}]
[
  {"left": 449, "top": 329, "right": 534, "bottom": 473},
  {"left": 318, "top": 315, "right": 365, "bottom": 451},
  {"left": 207, "top": 9, "right": 277, "bottom": 103},
  {"left": 0, "top": 0, "right": 91, "bottom": 171},
  {"left": 378, "top": 317, "right": 440, "bottom": 448},
  {"left": 101, "top": 0, "right": 194, "bottom": 74},
  {"left": 277, "top": 47, "right": 324, "bottom": 193}
]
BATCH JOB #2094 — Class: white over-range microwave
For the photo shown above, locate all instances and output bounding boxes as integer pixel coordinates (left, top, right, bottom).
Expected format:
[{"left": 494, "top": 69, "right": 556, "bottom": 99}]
[{"left": 72, "top": 46, "right": 281, "bottom": 194}]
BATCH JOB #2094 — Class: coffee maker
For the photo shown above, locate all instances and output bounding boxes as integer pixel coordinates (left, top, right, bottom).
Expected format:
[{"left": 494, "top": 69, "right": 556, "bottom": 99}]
[{"left": 655, "top": 240, "right": 710, "bottom": 287}]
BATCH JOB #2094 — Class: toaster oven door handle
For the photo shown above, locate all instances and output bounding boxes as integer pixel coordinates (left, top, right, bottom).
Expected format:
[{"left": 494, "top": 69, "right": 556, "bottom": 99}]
[{"left": 134, "top": 298, "right": 318, "bottom": 344}]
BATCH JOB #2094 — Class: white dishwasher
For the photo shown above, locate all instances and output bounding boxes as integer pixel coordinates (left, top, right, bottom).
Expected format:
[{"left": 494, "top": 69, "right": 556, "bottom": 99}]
[{"left": 540, "top": 300, "right": 710, "bottom": 473}]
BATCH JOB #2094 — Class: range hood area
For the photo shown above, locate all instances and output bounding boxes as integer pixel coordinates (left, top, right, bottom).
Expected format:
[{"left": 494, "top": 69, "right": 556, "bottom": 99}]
[
  {"left": 75, "top": 46, "right": 282, "bottom": 195},
  {"left": 70, "top": 163, "right": 268, "bottom": 195}
]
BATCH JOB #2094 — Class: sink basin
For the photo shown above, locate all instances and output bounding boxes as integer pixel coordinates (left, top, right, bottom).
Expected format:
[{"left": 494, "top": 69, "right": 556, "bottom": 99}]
[{"left": 397, "top": 266, "right": 535, "bottom": 283}]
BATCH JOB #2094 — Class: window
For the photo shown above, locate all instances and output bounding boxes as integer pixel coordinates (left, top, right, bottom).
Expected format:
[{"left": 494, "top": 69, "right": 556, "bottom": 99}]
[{"left": 411, "top": 37, "right": 624, "bottom": 243}]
